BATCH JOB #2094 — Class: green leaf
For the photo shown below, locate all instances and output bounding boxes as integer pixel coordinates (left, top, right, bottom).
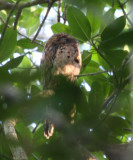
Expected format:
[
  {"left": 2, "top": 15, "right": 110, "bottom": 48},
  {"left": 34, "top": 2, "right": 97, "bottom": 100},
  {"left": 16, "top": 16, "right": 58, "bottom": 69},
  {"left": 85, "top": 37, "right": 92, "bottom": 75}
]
[
  {"left": 91, "top": 49, "right": 128, "bottom": 69},
  {"left": 99, "top": 29, "right": 133, "bottom": 49},
  {"left": 17, "top": 38, "right": 44, "bottom": 52},
  {"left": 31, "top": 84, "right": 41, "bottom": 96},
  {"left": 19, "top": 8, "right": 41, "bottom": 36},
  {"left": 10, "top": 56, "right": 32, "bottom": 84},
  {"left": 100, "top": 8, "right": 115, "bottom": 33},
  {"left": 19, "top": 56, "right": 32, "bottom": 68},
  {"left": 86, "top": 8, "right": 102, "bottom": 35},
  {"left": 0, "top": 55, "right": 24, "bottom": 70},
  {"left": 33, "top": 124, "right": 46, "bottom": 146},
  {"left": 101, "top": 16, "right": 126, "bottom": 41},
  {"left": 91, "top": 52, "right": 110, "bottom": 70},
  {"left": 15, "top": 122, "right": 33, "bottom": 149},
  {"left": 27, "top": 19, "right": 39, "bottom": 36},
  {"left": 0, "top": 28, "right": 17, "bottom": 62},
  {"left": 67, "top": 7, "right": 91, "bottom": 42},
  {"left": 106, "top": 116, "right": 130, "bottom": 135},
  {"left": 81, "top": 60, "right": 99, "bottom": 74},
  {"left": 82, "top": 50, "right": 92, "bottom": 69},
  {"left": 51, "top": 22, "right": 72, "bottom": 35},
  {"left": 89, "top": 81, "right": 105, "bottom": 112},
  {"left": 104, "top": 49, "right": 128, "bottom": 68},
  {"left": 0, "top": 11, "right": 7, "bottom": 25}
]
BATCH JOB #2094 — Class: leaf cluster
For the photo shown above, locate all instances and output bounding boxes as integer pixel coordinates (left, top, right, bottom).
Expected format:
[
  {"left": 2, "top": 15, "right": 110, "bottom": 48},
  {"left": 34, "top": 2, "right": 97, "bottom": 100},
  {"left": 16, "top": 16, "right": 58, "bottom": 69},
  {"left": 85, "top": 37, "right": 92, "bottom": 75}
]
[{"left": 0, "top": 0, "right": 133, "bottom": 160}]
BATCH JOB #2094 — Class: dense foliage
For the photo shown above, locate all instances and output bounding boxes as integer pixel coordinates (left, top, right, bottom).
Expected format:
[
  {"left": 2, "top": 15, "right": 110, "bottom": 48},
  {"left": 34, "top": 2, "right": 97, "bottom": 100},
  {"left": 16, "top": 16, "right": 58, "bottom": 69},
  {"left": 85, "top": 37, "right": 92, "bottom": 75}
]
[{"left": 0, "top": 0, "right": 133, "bottom": 160}]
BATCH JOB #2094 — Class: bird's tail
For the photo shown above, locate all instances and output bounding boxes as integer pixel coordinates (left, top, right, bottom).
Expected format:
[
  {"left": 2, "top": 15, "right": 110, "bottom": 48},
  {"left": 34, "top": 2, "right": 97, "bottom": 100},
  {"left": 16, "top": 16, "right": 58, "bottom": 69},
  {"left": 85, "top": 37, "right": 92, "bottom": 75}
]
[{"left": 44, "top": 119, "right": 54, "bottom": 139}]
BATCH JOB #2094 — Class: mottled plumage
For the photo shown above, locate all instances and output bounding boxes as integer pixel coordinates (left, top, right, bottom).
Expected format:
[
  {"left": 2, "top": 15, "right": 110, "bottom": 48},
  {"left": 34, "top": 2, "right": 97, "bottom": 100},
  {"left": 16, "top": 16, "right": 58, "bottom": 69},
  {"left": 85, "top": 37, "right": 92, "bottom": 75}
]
[
  {"left": 41, "top": 33, "right": 81, "bottom": 89},
  {"left": 40, "top": 33, "right": 81, "bottom": 139}
]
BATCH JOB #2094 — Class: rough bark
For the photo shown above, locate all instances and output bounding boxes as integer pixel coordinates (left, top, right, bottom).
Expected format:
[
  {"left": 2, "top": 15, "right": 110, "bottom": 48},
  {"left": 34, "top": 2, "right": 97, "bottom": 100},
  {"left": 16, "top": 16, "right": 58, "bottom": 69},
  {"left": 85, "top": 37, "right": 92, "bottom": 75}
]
[
  {"left": 105, "top": 143, "right": 133, "bottom": 160},
  {"left": 3, "top": 119, "right": 28, "bottom": 160}
]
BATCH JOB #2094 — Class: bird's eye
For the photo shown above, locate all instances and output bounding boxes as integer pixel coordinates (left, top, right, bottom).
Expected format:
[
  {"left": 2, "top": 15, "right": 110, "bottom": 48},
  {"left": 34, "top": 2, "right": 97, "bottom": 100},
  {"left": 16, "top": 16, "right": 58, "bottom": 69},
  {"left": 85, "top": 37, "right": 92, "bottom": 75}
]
[
  {"left": 74, "top": 58, "right": 79, "bottom": 63},
  {"left": 61, "top": 38, "right": 67, "bottom": 43},
  {"left": 67, "top": 56, "right": 70, "bottom": 58}
]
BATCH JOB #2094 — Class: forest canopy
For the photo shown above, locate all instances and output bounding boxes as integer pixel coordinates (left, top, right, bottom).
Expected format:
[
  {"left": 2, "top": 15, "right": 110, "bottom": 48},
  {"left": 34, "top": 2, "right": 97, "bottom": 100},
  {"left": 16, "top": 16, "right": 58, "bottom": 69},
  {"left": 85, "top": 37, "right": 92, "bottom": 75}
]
[{"left": 0, "top": 0, "right": 133, "bottom": 160}]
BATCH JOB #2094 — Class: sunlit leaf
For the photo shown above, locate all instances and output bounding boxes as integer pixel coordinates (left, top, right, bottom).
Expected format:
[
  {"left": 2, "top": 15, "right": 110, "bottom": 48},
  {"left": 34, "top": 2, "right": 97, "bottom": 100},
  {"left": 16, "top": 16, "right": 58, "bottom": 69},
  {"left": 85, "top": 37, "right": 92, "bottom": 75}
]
[
  {"left": 51, "top": 22, "right": 72, "bottom": 35},
  {"left": 0, "top": 28, "right": 17, "bottom": 62},
  {"left": 81, "top": 50, "right": 92, "bottom": 70},
  {"left": 67, "top": 7, "right": 91, "bottom": 42},
  {"left": 100, "top": 8, "right": 115, "bottom": 33}
]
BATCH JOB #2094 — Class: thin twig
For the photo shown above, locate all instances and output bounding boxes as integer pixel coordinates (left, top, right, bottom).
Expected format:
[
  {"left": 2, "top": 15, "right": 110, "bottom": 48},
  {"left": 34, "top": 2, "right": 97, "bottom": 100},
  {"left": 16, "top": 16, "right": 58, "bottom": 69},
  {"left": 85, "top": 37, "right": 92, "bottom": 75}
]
[
  {"left": 91, "top": 34, "right": 100, "bottom": 40},
  {"left": 119, "top": 49, "right": 133, "bottom": 85},
  {"left": 0, "top": 0, "right": 53, "bottom": 10},
  {"left": 32, "top": 153, "right": 40, "bottom": 160},
  {"left": 112, "top": 0, "right": 114, "bottom": 8},
  {"left": 75, "top": 70, "right": 109, "bottom": 77},
  {"left": 121, "top": 72, "right": 133, "bottom": 89},
  {"left": 14, "top": 8, "right": 22, "bottom": 30},
  {"left": 63, "top": 4, "right": 67, "bottom": 24},
  {"left": 91, "top": 40, "right": 118, "bottom": 87},
  {"left": 102, "top": 89, "right": 119, "bottom": 110},
  {"left": 32, "top": 120, "right": 41, "bottom": 133},
  {"left": 123, "top": 0, "right": 130, "bottom": 5},
  {"left": 123, "top": 128, "right": 133, "bottom": 132},
  {"left": 57, "top": 0, "right": 62, "bottom": 22},
  {"left": 102, "top": 92, "right": 119, "bottom": 122},
  {"left": 91, "top": 40, "right": 114, "bottom": 70},
  {"left": 0, "top": 16, "right": 5, "bottom": 23},
  {"left": 17, "top": 67, "right": 37, "bottom": 70},
  {"left": 0, "top": 0, "right": 20, "bottom": 42},
  {"left": 32, "top": 1, "right": 55, "bottom": 42},
  {"left": 102, "top": 70, "right": 133, "bottom": 121},
  {"left": 0, "top": 0, "right": 13, "bottom": 10},
  {"left": 18, "top": 30, "right": 44, "bottom": 47},
  {"left": 0, "top": 15, "right": 44, "bottom": 47},
  {"left": 117, "top": 0, "right": 133, "bottom": 27}
]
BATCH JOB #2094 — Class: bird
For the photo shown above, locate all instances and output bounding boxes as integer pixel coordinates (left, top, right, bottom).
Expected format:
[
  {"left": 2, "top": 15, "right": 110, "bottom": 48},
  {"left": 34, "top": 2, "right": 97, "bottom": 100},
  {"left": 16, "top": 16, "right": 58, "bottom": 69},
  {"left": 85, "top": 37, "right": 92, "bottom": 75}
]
[{"left": 40, "top": 33, "right": 82, "bottom": 139}]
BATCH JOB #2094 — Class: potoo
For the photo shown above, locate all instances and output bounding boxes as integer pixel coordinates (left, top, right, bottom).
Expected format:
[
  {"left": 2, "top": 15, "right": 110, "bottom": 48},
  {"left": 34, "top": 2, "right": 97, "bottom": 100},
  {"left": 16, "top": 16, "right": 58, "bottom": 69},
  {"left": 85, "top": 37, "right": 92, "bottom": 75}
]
[{"left": 40, "top": 33, "right": 81, "bottom": 139}]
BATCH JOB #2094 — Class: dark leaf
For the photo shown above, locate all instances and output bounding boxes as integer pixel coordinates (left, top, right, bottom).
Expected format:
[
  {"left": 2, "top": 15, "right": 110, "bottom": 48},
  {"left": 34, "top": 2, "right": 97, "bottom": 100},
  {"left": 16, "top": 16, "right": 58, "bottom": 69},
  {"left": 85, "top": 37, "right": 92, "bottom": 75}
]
[
  {"left": 104, "top": 49, "right": 128, "bottom": 68},
  {"left": 0, "top": 55, "right": 24, "bottom": 71},
  {"left": 99, "top": 29, "right": 133, "bottom": 49},
  {"left": 89, "top": 81, "right": 105, "bottom": 114},
  {"left": 101, "top": 16, "right": 126, "bottom": 41}
]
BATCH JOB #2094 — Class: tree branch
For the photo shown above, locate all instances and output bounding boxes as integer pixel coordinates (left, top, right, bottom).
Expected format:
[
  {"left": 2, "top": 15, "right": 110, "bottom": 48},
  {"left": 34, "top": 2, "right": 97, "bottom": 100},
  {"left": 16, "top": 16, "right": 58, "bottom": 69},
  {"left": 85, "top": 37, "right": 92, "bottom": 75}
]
[
  {"left": 119, "top": 49, "right": 133, "bottom": 85},
  {"left": 102, "top": 91, "right": 119, "bottom": 121},
  {"left": 0, "top": 0, "right": 13, "bottom": 10},
  {"left": 0, "top": 0, "right": 20, "bottom": 42},
  {"left": 14, "top": 8, "right": 22, "bottom": 30},
  {"left": 32, "top": 1, "right": 56, "bottom": 42},
  {"left": 105, "top": 142, "right": 133, "bottom": 160},
  {"left": 3, "top": 119, "right": 28, "bottom": 160},
  {"left": 57, "top": 0, "right": 62, "bottom": 22},
  {"left": 102, "top": 69, "right": 133, "bottom": 121},
  {"left": 63, "top": 4, "right": 67, "bottom": 24},
  {"left": 91, "top": 40, "right": 118, "bottom": 87},
  {"left": 0, "top": 0, "right": 58, "bottom": 10},
  {"left": 117, "top": 0, "right": 133, "bottom": 27},
  {"left": 0, "top": 15, "right": 44, "bottom": 47},
  {"left": 75, "top": 70, "right": 109, "bottom": 77}
]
